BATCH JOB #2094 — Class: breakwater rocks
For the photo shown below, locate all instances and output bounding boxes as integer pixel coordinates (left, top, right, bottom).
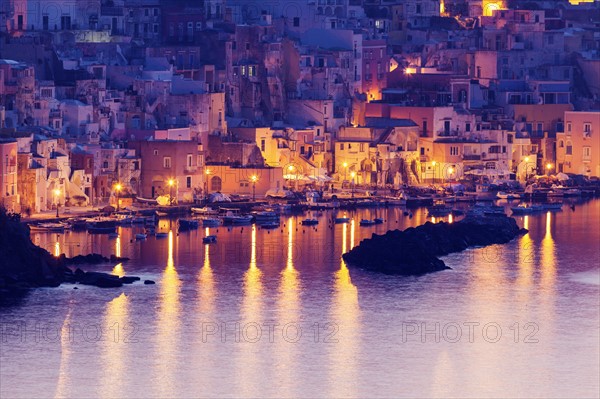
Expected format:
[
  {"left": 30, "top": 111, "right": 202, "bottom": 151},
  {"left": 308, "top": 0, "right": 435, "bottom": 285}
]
[
  {"left": 342, "top": 215, "right": 528, "bottom": 276},
  {"left": 0, "top": 209, "right": 144, "bottom": 294}
]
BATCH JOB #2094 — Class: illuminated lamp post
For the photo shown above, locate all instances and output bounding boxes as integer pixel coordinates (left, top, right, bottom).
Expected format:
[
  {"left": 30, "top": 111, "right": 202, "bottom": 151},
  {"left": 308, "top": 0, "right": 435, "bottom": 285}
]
[
  {"left": 54, "top": 188, "right": 60, "bottom": 218},
  {"left": 114, "top": 183, "right": 122, "bottom": 211},
  {"left": 168, "top": 179, "right": 175, "bottom": 205},
  {"left": 251, "top": 174, "right": 258, "bottom": 202},
  {"left": 204, "top": 169, "right": 211, "bottom": 203}
]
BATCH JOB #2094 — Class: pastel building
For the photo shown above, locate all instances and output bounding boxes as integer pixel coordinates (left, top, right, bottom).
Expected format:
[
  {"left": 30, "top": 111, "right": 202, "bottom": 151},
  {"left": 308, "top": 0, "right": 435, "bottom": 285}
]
[{"left": 556, "top": 111, "right": 600, "bottom": 177}]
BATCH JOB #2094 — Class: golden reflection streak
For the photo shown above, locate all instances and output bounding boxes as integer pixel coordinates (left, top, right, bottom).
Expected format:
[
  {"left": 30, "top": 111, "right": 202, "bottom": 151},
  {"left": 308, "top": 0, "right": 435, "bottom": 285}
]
[
  {"left": 431, "top": 216, "right": 436, "bottom": 223},
  {"left": 101, "top": 293, "right": 129, "bottom": 399},
  {"left": 112, "top": 263, "right": 124, "bottom": 278},
  {"left": 540, "top": 212, "right": 556, "bottom": 291},
  {"left": 115, "top": 235, "right": 121, "bottom": 258},
  {"left": 198, "top": 227, "right": 215, "bottom": 314},
  {"left": 328, "top": 218, "right": 360, "bottom": 397},
  {"left": 239, "top": 224, "right": 263, "bottom": 395},
  {"left": 155, "top": 230, "right": 181, "bottom": 396},
  {"left": 54, "top": 240, "right": 61, "bottom": 257},
  {"left": 448, "top": 214, "right": 453, "bottom": 224},
  {"left": 53, "top": 304, "right": 73, "bottom": 399},
  {"left": 275, "top": 217, "right": 301, "bottom": 397}
]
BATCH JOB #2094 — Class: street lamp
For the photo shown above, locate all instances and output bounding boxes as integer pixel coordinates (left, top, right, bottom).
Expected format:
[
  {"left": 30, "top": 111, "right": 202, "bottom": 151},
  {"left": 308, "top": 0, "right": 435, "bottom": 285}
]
[
  {"left": 250, "top": 174, "right": 258, "bottom": 201},
  {"left": 287, "top": 165, "right": 295, "bottom": 191},
  {"left": 546, "top": 163, "right": 553, "bottom": 176},
  {"left": 168, "top": 179, "right": 175, "bottom": 205},
  {"left": 54, "top": 188, "right": 60, "bottom": 218},
  {"left": 448, "top": 166, "right": 455, "bottom": 182},
  {"left": 204, "top": 168, "right": 211, "bottom": 203},
  {"left": 350, "top": 171, "right": 356, "bottom": 198},
  {"left": 114, "top": 183, "right": 122, "bottom": 211}
]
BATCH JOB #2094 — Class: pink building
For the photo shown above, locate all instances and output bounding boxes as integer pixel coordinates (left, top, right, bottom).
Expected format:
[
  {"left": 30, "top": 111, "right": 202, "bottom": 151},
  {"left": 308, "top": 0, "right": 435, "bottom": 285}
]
[
  {"left": 0, "top": 138, "right": 19, "bottom": 212},
  {"left": 362, "top": 40, "right": 389, "bottom": 101}
]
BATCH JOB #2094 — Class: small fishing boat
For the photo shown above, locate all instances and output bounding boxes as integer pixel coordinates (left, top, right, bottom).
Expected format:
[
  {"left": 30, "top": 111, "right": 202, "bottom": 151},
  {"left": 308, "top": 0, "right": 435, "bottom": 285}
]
[
  {"left": 542, "top": 203, "right": 563, "bottom": 211},
  {"left": 202, "top": 218, "right": 221, "bottom": 227},
  {"left": 359, "top": 219, "right": 377, "bottom": 226},
  {"left": 135, "top": 233, "right": 147, "bottom": 240},
  {"left": 334, "top": 217, "right": 350, "bottom": 224},
  {"left": 29, "top": 222, "right": 68, "bottom": 232},
  {"left": 191, "top": 206, "right": 218, "bottom": 215},
  {"left": 155, "top": 232, "right": 169, "bottom": 238},
  {"left": 374, "top": 217, "right": 384, "bottom": 224},
  {"left": 301, "top": 218, "right": 318, "bottom": 226},
  {"left": 253, "top": 211, "right": 280, "bottom": 223},
  {"left": 222, "top": 210, "right": 253, "bottom": 224},
  {"left": 87, "top": 218, "right": 117, "bottom": 234},
  {"left": 178, "top": 218, "right": 200, "bottom": 230},
  {"left": 496, "top": 191, "right": 521, "bottom": 200},
  {"left": 511, "top": 204, "right": 544, "bottom": 215},
  {"left": 202, "top": 235, "right": 217, "bottom": 244}
]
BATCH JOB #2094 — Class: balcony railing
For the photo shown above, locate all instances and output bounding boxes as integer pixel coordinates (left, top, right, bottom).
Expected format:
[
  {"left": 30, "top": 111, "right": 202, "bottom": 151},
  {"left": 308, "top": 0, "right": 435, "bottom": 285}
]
[{"left": 463, "top": 154, "right": 481, "bottom": 161}]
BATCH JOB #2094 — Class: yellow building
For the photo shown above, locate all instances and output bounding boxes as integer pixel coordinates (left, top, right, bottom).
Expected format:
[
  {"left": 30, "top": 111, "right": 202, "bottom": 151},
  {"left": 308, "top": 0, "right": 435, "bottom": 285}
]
[{"left": 556, "top": 111, "right": 600, "bottom": 177}]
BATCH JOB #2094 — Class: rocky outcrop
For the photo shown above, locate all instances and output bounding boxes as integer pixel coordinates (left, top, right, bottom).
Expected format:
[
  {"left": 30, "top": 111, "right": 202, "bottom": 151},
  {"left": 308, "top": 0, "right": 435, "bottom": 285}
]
[
  {"left": 342, "top": 215, "right": 527, "bottom": 276},
  {"left": 0, "top": 209, "right": 141, "bottom": 296}
]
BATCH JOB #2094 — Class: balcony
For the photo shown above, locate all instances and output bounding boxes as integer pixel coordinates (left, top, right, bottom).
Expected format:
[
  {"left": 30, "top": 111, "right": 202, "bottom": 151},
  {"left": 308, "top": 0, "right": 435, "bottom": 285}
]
[{"left": 463, "top": 154, "right": 481, "bottom": 161}]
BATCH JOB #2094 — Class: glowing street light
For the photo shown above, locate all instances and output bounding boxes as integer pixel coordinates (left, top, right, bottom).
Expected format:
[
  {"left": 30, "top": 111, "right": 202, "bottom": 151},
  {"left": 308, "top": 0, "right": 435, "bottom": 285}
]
[
  {"left": 54, "top": 188, "right": 61, "bottom": 218},
  {"left": 448, "top": 166, "right": 455, "bottom": 181},
  {"left": 204, "top": 169, "right": 211, "bottom": 203},
  {"left": 114, "top": 183, "right": 122, "bottom": 211},
  {"left": 287, "top": 165, "right": 295, "bottom": 190},
  {"left": 250, "top": 174, "right": 258, "bottom": 202},
  {"left": 168, "top": 178, "right": 175, "bottom": 205},
  {"left": 546, "top": 163, "right": 553, "bottom": 176}
]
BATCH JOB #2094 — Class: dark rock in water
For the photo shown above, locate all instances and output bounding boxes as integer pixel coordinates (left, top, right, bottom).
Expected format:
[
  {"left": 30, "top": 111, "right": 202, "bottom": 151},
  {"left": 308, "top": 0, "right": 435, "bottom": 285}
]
[
  {"left": 120, "top": 276, "right": 141, "bottom": 284},
  {"left": 342, "top": 215, "right": 527, "bottom": 276},
  {"left": 0, "top": 209, "right": 142, "bottom": 292},
  {"left": 76, "top": 271, "right": 123, "bottom": 288},
  {"left": 144, "top": 280, "right": 156, "bottom": 285}
]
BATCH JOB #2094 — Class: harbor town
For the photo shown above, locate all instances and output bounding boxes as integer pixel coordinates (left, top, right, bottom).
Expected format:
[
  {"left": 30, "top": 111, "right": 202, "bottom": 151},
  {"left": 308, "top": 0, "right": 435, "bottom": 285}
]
[{"left": 0, "top": 1, "right": 599, "bottom": 398}]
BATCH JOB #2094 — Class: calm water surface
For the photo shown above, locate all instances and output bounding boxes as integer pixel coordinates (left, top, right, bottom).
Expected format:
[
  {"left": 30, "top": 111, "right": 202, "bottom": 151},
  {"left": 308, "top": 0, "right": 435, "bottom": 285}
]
[{"left": 1, "top": 200, "right": 599, "bottom": 398}]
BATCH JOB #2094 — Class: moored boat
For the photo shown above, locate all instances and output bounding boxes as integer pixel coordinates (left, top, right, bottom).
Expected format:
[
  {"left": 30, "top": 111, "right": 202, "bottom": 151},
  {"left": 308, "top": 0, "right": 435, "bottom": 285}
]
[
  {"left": 202, "top": 218, "right": 221, "bottom": 227},
  {"left": 496, "top": 191, "right": 521, "bottom": 200},
  {"left": 301, "top": 218, "right": 318, "bottom": 226},
  {"left": 359, "top": 219, "right": 377, "bottom": 226},
  {"left": 510, "top": 204, "right": 544, "bottom": 215},
  {"left": 202, "top": 235, "right": 217, "bottom": 244},
  {"left": 178, "top": 218, "right": 200, "bottom": 230},
  {"left": 87, "top": 218, "right": 117, "bottom": 234},
  {"left": 28, "top": 222, "right": 68, "bottom": 232}
]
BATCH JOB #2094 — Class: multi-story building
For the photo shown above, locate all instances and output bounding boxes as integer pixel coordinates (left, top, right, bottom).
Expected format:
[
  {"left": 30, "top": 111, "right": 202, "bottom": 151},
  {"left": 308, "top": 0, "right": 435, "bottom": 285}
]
[
  {"left": 556, "top": 111, "right": 600, "bottom": 177},
  {"left": 0, "top": 138, "right": 19, "bottom": 212}
]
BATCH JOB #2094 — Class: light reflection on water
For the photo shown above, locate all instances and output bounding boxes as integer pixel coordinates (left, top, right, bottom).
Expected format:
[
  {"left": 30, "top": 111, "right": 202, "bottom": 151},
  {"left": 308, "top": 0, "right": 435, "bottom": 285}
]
[{"left": 2, "top": 201, "right": 599, "bottom": 398}]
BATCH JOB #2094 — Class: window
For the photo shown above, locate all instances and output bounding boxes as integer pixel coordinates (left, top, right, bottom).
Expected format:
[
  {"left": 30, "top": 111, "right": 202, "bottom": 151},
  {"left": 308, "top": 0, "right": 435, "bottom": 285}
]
[
  {"left": 450, "top": 146, "right": 459, "bottom": 156},
  {"left": 103, "top": 161, "right": 109, "bottom": 169},
  {"left": 583, "top": 147, "right": 591, "bottom": 160},
  {"left": 210, "top": 176, "right": 222, "bottom": 191},
  {"left": 300, "top": 146, "right": 305, "bottom": 155},
  {"left": 293, "top": 17, "right": 300, "bottom": 27},
  {"left": 559, "top": 140, "right": 564, "bottom": 148},
  {"left": 187, "top": 154, "right": 193, "bottom": 168},
  {"left": 153, "top": 150, "right": 158, "bottom": 156},
  {"left": 466, "top": 123, "right": 471, "bottom": 132},
  {"left": 567, "top": 122, "right": 572, "bottom": 133},
  {"left": 260, "top": 139, "right": 266, "bottom": 152},
  {"left": 163, "top": 157, "right": 171, "bottom": 168},
  {"left": 360, "top": 143, "right": 365, "bottom": 152},
  {"left": 584, "top": 123, "right": 592, "bottom": 137},
  {"left": 536, "top": 123, "right": 543, "bottom": 134},
  {"left": 566, "top": 141, "right": 573, "bottom": 155},
  {"left": 340, "top": 143, "right": 344, "bottom": 150},
  {"left": 186, "top": 176, "right": 192, "bottom": 188}
]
